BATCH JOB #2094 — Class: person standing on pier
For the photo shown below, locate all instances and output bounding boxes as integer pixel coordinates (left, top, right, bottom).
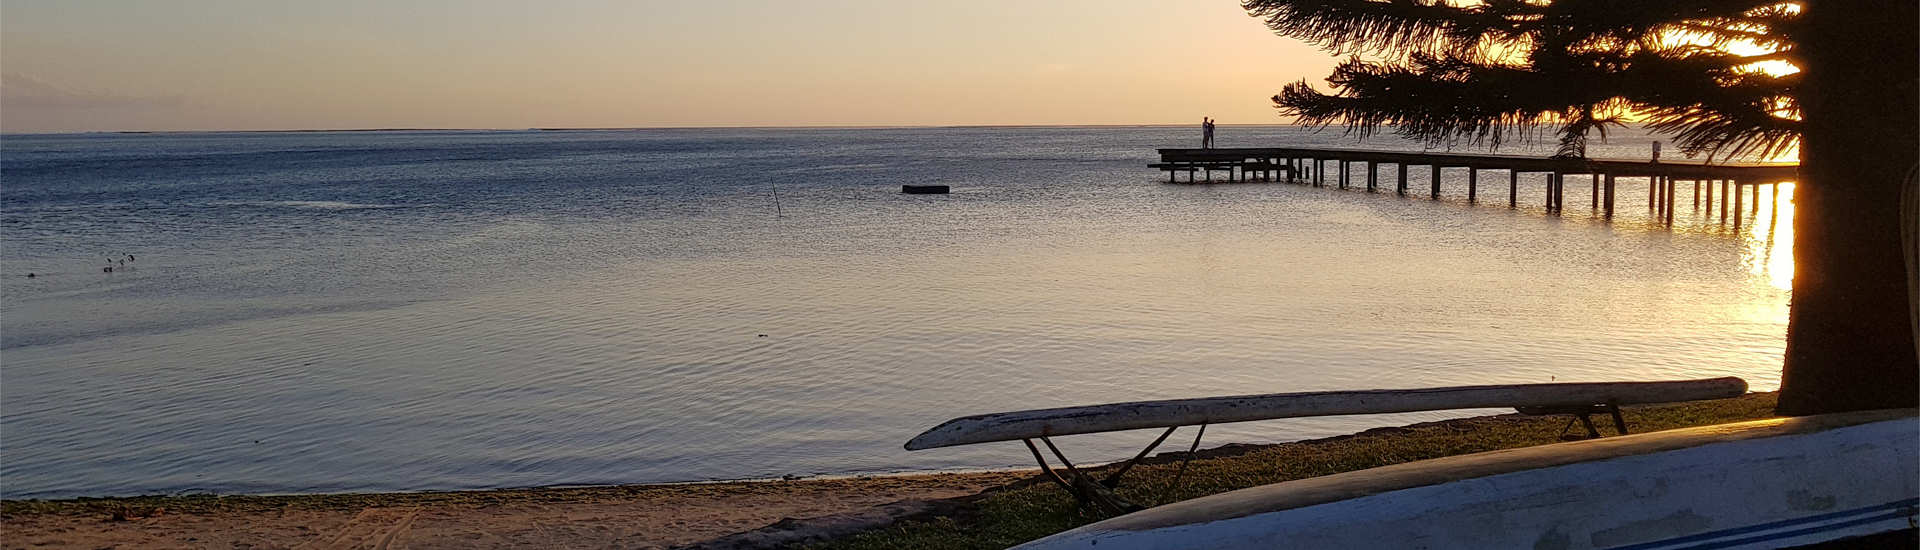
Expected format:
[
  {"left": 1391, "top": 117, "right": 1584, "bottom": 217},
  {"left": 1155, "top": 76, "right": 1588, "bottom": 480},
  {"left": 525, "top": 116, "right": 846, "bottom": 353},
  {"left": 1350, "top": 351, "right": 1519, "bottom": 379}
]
[{"left": 1201, "top": 117, "right": 1215, "bottom": 149}]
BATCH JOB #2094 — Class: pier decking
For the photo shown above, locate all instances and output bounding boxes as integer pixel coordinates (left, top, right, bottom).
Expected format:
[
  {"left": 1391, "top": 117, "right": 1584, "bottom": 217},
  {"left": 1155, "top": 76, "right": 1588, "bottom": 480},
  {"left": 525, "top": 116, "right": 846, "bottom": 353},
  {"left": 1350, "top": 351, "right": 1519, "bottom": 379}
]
[{"left": 1152, "top": 147, "right": 1797, "bottom": 226}]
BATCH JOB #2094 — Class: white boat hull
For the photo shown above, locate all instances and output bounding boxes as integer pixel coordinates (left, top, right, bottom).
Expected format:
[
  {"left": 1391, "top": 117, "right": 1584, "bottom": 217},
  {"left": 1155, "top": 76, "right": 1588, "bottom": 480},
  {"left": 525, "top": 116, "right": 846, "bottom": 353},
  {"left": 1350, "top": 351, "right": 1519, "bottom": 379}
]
[
  {"left": 907, "top": 378, "right": 1747, "bottom": 450},
  {"left": 1016, "top": 410, "right": 1918, "bottom": 549}
]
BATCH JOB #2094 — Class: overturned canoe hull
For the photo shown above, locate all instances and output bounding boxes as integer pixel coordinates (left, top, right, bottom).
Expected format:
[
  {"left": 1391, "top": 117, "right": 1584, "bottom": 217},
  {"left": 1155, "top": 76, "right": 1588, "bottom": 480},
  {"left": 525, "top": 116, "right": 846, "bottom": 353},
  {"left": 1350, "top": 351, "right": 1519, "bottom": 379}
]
[
  {"left": 1015, "top": 410, "right": 1918, "bottom": 550},
  {"left": 907, "top": 378, "right": 1747, "bottom": 450}
]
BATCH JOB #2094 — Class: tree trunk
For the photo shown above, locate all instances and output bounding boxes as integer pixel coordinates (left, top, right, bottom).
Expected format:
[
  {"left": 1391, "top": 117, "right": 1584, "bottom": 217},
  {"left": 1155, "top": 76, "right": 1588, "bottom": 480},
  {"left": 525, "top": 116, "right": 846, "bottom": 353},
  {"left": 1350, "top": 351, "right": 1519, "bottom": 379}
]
[{"left": 1776, "top": 0, "right": 1920, "bottom": 414}]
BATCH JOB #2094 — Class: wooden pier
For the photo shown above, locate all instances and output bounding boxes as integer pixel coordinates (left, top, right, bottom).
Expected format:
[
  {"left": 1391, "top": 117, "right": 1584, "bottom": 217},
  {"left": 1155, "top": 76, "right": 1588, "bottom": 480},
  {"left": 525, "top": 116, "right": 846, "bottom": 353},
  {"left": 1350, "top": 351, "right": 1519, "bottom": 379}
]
[{"left": 1151, "top": 147, "right": 1796, "bottom": 226}]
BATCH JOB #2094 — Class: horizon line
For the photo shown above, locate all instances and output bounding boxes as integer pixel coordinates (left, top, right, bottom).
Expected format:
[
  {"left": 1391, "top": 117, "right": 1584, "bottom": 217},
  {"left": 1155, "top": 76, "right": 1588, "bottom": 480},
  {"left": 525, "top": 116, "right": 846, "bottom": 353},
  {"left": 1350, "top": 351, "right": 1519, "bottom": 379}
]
[{"left": 0, "top": 122, "right": 1326, "bottom": 137}]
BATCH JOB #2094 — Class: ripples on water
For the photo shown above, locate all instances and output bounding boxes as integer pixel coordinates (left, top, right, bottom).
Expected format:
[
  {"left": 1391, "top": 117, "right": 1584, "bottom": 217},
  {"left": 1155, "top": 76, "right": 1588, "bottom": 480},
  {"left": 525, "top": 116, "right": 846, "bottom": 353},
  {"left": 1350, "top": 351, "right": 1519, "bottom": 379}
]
[{"left": 0, "top": 126, "right": 1793, "bottom": 498}]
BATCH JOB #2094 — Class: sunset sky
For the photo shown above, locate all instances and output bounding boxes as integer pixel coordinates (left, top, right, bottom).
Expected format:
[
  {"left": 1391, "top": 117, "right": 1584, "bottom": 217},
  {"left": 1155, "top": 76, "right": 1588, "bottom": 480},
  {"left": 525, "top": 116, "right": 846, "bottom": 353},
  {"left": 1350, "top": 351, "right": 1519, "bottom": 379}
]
[{"left": 1, "top": 1, "right": 1337, "bottom": 133}]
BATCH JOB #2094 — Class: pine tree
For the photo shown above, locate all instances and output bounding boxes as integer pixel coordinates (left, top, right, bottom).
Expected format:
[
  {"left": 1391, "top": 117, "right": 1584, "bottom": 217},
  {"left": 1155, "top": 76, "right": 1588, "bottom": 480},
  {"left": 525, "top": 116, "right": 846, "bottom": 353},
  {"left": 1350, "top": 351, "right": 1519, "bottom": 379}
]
[{"left": 1242, "top": 0, "right": 1917, "bottom": 414}]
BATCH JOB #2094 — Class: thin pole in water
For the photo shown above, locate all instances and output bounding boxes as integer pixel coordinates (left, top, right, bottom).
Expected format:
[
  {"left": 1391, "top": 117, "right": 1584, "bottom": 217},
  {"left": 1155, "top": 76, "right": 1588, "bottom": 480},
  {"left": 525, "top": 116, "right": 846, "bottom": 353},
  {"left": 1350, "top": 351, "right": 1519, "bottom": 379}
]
[{"left": 770, "top": 183, "right": 784, "bottom": 218}]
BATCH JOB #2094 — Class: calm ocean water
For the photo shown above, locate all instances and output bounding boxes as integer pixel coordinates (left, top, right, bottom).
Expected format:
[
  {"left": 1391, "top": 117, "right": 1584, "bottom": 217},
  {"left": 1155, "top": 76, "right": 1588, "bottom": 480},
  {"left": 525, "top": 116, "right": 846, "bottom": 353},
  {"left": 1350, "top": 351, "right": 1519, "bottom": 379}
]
[{"left": 0, "top": 126, "right": 1793, "bottom": 498}]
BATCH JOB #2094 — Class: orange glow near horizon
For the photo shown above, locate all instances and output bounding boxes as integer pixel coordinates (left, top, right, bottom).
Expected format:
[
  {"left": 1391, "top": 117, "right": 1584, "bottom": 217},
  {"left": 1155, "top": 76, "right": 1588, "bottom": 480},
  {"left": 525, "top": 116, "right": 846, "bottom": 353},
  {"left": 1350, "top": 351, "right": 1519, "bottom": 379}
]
[
  {"left": 0, "top": 1, "right": 1340, "bottom": 133},
  {"left": 1663, "top": 3, "right": 1800, "bottom": 78},
  {"left": 2, "top": 2, "right": 1811, "bottom": 135}
]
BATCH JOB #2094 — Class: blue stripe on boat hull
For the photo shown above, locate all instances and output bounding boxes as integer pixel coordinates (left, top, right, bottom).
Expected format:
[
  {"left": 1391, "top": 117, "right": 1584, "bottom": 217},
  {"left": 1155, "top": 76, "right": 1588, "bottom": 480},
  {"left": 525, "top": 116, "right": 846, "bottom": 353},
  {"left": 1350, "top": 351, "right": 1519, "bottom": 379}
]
[{"left": 1607, "top": 498, "right": 1918, "bottom": 550}]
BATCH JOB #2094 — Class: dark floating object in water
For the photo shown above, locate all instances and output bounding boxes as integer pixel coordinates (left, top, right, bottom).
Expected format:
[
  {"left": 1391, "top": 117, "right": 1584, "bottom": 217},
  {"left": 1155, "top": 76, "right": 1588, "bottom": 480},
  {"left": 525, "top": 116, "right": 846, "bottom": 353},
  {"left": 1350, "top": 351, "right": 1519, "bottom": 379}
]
[{"left": 902, "top": 184, "right": 949, "bottom": 194}]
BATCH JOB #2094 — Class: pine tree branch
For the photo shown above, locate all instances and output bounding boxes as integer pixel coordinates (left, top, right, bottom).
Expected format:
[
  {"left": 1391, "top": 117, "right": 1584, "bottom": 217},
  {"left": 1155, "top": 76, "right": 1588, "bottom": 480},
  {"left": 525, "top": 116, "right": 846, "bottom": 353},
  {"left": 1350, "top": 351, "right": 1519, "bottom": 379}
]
[
  {"left": 1251, "top": 0, "right": 1803, "bottom": 160},
  {"left": 1240, "top": 0, "right": 1532, "bottom": 60},
  {"left": 1277, "top": 51, "right": 1797, "bottom": 159}
]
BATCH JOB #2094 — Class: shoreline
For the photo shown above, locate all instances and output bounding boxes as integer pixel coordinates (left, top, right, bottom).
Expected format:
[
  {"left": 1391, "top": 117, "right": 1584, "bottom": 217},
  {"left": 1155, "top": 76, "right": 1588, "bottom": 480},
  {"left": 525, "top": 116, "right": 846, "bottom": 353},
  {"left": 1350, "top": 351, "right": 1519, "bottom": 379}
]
[
  {"left": 1, "top": 471, "right": 1030, "bottom": 549},
  {"left": 0, "top": 466, "right": 1035, "bottom": 509},
  {"left": 2, "top": 393, "right": 1780, "bottom": 549}
]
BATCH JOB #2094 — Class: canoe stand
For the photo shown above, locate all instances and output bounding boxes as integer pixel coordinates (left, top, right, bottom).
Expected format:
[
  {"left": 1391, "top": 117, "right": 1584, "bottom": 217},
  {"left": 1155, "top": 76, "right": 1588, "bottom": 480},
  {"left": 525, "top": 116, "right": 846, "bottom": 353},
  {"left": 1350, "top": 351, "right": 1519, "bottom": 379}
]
[
  {"left": 1015, "top": 405, "right": 1629, "bottom": 514},
  {"left": 1018, "top": 422, "right": 1217, "bottom": 515},
  {"left": 907, "top": 378, "right": 1745, "bottom": 514},
  {"left": 1518, "top": 403, "right": 1631, "bottom": 438}
]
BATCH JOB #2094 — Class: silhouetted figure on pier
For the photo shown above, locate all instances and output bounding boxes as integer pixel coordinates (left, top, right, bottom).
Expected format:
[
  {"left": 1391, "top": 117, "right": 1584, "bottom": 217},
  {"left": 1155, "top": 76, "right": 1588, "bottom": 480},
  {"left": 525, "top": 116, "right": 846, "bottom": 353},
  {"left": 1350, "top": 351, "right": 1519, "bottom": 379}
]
[{"left": 1201, "top": 118, "right": 1215, "bottom": 149}]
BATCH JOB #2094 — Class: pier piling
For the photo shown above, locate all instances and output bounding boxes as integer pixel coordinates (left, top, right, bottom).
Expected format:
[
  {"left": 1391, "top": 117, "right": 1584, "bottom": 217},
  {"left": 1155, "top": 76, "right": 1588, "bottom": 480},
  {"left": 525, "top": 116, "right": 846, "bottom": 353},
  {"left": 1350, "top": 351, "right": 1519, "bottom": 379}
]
[
  {"left": 1553, "top": 173, "right": 1565, "bottom": 212},
  {"left": 1665, "top": 177, "right": 1677, "bottom": 224},
  {"left": 1591, "top": 175, "right": 1599, "bottom": 209},
  {"left": 1545, "top": 173, "right": 1555, "bottom": 211},
  {"left": 1656, "top": 177, "right": 1665, "bottom": 222},
  {"left": 1728, "top": 180, "right": 1743, "bottom": 223},
  {"left": 1771, "top": 183, "right": 1780, "bottom": 217},
  {"left": 1604, "top": 174, "right": 1616, "bottom": 218},
  {"left": 1469, "top": 169, "right": 1479, "bottom": 202},
  {"left": 1732, "top": 181, "right": 1743, "bottom": 227},
  {"left": 1509, "top": 170, "right": 1518, "bottom": 207}
]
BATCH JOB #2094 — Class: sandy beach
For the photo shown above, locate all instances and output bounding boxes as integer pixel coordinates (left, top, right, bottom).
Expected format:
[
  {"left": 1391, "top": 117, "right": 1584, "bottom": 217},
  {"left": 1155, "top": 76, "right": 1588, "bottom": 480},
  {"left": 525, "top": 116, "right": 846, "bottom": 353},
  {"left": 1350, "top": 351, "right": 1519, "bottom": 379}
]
[
  {"left": 1, "top": 393, "right": 1785, "bottom": 550},
  {"left": 0, "top": 471, "right": 1023, "bottom": 549}
]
